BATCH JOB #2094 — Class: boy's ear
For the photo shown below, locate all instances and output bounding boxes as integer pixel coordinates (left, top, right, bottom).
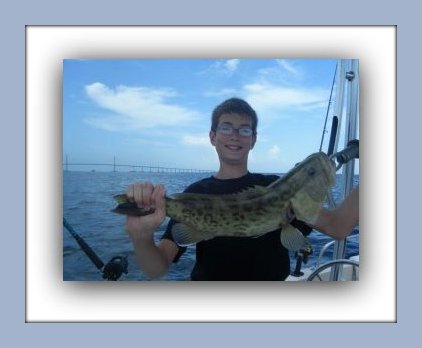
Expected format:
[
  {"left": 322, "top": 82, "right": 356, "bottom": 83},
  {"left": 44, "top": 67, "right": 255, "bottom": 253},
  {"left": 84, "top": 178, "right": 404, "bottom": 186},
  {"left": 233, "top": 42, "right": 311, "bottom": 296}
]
[
  {"left": 250, "top": 133, "right": 257, "bottom": 149},
  {"left": 209, "top": 131, "right": 216, "bottom": 146}
]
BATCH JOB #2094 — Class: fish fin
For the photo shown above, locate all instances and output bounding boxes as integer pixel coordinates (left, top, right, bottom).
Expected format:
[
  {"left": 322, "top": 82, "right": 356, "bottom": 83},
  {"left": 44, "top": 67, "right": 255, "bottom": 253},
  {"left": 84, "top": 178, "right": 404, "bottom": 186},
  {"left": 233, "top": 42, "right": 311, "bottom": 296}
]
[
  {"left": 266, "top": 178, "right": 283, "bottom": 190},
  {"left": 170, "top": 185, "right": 268, "bottom": 204},
  {"left": 235, "top": 185, "right": 268, "bottom": 200},
  {"left": 168, "top": 193, "right": 186, "bottom": 199},
  {"left": 171, "top": 223, "right": 210, "bottom": 246},
  {"left": 169, "top": 192, "right": 212, "bottom": 204},
  {"left": 114, "top": 194, "right": 130, "bottom": 204},
  {"left": 112, "top": 203, "right": 155, "bottom": 216},
  {"left": 280, "top": 225, "right": 311, "bottom": 252}
]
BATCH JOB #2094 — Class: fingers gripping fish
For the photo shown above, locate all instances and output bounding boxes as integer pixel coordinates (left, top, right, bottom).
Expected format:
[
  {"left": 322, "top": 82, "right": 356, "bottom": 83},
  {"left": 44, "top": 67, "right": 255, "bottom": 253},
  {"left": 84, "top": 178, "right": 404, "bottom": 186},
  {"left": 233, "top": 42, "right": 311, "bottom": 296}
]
[{"left": 112, "top": 152, "right": 336, "bottom": 252}]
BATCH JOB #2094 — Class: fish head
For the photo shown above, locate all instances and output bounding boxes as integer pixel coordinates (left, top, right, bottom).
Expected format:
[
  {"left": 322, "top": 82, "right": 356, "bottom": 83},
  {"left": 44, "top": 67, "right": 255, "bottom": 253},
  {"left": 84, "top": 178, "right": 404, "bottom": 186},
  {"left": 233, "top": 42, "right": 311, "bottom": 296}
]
[{"left": 289, "top": 152, "right": 336, "bottom": 223}]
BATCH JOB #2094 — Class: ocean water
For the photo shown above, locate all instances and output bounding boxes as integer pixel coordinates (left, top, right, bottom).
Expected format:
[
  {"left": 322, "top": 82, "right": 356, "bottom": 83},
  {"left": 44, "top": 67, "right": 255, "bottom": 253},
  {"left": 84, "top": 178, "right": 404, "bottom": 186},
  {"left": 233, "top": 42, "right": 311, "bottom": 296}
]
[{"left": 63, "top": 170, "right": 359, "bottom": 281}]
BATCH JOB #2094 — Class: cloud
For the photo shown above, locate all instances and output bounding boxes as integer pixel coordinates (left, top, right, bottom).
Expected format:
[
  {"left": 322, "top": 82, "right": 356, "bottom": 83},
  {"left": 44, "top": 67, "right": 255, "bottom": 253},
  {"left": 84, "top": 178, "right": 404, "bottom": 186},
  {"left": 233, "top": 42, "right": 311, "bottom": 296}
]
[
  {"left": 276, "top": 59, "right": 302, "bottom": 77},
  {"left": 257, "top": 59, "right": 303, "bottom": 81},
  {"left": 225, "top": 59, "right": 240, "bottom": 73},
  {"left": 243, "top": 82, "right": 328, "bottom": 114},
  {"left": 83, "top": 82, "right": 199, "bottom": 131},
  {"left": 268, "top": 145, "right": 281, "bottom": 159},
  {"left": 181, "top": 133, "right": 210, "bottom": 146},
  {"left": 198, "top": 59, "right": 240, "bottom": 76},
  {"left": 203, "top": 61, "right": 327, "bottom": 115},
  {"left": 204, "top": 88, "right": 239, "bottom": 97}
]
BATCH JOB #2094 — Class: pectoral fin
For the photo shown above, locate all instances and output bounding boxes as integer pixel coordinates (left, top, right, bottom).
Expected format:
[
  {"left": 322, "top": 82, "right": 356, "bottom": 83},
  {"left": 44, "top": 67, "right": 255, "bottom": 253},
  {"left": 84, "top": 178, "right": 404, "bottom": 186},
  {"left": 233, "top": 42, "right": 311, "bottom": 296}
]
[
  {"left": 280, "top": 225, "right": 311, "bottom": 252},
  {"left": 171, "top": 223, "right": 210, "bottom": 246}
]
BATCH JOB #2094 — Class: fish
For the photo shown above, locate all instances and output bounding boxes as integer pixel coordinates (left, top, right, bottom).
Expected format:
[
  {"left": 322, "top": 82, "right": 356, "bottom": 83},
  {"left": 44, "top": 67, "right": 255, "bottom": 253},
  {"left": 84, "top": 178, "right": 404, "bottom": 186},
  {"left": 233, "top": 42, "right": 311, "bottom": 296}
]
[{"left": 111, "top": 152, "right": 336, "bottom": 251}]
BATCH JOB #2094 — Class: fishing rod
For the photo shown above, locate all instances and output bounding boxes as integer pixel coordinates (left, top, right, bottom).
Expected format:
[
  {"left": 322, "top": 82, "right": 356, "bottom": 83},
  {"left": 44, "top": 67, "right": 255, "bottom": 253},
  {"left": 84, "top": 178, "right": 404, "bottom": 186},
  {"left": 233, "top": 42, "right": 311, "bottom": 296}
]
[
  {"left": 319, "top": 62, "right": 337, "bottom": 152},
  {"left": 63, "top": 217, "right": 128, "bottom": 280}
]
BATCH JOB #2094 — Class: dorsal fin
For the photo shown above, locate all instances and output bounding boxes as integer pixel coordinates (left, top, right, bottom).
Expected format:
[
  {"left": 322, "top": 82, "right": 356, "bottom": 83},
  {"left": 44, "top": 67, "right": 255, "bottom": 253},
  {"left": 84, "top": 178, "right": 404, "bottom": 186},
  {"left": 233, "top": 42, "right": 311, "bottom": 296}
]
[
  {"left": 233, "top": 185, "right": 268, "bottom": 200},
  {"left": 170, "top": 185, "right": 268, "bottom": 203}
]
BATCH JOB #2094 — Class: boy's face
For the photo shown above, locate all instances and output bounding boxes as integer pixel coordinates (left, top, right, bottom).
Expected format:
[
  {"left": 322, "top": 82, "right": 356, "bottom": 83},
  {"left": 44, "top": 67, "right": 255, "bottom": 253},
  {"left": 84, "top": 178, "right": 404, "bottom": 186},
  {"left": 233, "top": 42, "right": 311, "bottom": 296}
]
[{"left": 209, "top": 113, "right": 257, "bottom": 166}]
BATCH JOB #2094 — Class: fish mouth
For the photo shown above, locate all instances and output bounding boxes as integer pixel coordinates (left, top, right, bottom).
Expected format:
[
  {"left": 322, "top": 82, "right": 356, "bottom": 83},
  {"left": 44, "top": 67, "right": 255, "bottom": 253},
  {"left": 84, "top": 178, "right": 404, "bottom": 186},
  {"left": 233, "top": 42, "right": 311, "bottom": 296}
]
[{"left": 312, "top": 152, "right": 337, "bottom": 182}]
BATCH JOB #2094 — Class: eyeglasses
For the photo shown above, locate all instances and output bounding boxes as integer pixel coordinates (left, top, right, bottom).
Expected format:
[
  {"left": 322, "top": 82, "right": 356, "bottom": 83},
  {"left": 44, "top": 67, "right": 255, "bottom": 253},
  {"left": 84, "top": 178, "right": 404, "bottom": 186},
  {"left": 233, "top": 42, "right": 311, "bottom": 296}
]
[{"left": 216, "top": 124, "right": 254, "bottom": 137}]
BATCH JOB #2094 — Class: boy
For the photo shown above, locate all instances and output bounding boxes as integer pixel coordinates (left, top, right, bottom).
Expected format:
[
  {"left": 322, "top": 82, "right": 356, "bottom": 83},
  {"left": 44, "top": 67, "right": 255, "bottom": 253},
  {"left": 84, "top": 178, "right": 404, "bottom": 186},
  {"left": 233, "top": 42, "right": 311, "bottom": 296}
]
[{"left": 125, "top": 98, "right": 359, "bottom": 280}]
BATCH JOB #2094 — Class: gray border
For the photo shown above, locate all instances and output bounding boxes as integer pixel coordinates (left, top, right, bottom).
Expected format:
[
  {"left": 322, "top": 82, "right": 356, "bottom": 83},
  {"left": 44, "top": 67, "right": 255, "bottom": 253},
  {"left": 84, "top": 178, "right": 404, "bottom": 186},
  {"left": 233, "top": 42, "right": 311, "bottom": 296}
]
[{"left": 5, "top": 0, "right": 415, "bottom": 343}]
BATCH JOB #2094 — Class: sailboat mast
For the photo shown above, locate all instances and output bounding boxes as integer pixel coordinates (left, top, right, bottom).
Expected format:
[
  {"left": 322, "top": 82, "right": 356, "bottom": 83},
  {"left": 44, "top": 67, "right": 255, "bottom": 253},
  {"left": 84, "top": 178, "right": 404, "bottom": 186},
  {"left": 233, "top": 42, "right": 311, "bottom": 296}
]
[{"left": 330, "top": 59, "right": 359, "bottom": 280}]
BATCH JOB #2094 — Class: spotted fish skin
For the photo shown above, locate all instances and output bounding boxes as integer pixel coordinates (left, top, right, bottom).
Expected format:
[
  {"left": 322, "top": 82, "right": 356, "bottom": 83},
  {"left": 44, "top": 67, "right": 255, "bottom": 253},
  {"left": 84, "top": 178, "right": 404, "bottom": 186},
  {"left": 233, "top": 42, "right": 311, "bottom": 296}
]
[{"left": 112, "top": 152, "right": 336, "bottom": 251}]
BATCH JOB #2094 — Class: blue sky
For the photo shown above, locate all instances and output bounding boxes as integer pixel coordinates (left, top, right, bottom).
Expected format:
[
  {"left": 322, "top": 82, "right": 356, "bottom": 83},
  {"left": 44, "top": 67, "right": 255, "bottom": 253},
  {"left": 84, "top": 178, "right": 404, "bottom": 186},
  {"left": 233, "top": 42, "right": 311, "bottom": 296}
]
[{"left": 63, "top": 58, "right": 341, "bottom": 173}]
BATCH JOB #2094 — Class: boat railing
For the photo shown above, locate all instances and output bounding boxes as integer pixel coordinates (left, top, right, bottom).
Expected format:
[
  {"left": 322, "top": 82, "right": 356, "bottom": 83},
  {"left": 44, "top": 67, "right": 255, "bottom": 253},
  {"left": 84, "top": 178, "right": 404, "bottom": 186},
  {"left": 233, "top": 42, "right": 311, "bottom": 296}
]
[
  {"left": 315, "top": 232, "right": 359, "bottom": 267},
  {"left": 307, "top": 259, "right": 359, "bottom": 281},
  {"left": 315, "top": 240, "right": 336, "bottom": 269},
  {"left": 309, "top": 233, "right": 359, "bottom": 281}
]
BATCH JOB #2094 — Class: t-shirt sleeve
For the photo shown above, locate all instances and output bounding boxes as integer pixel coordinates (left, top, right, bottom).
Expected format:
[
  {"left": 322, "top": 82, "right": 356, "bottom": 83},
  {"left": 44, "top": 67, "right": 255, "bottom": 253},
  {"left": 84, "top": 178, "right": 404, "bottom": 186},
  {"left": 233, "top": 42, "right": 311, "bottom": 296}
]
[{"left": 160, "top": 219, "right": 187, "bottom": 263}]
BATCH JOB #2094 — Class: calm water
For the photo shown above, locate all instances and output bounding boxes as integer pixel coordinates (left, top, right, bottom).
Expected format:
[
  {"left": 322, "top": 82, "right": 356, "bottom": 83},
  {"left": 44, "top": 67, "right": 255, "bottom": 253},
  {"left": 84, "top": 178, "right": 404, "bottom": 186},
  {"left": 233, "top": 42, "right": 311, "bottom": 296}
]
[{"left": 63, "top": 170, "right": 359, "bottom": 281}]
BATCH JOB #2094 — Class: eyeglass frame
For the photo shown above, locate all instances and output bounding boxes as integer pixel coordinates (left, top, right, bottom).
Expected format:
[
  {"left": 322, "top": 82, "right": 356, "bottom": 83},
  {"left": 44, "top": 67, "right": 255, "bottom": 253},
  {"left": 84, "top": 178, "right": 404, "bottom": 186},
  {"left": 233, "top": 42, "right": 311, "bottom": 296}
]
[{"left": 215, "top": 123, "right": 255, "bottom": 137}]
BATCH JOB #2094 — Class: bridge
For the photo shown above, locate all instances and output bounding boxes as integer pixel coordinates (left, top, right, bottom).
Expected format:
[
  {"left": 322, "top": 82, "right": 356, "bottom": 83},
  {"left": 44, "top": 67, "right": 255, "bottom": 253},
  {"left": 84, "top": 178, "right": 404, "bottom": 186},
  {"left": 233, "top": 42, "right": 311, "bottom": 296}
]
[{"left": 63, "top": 157, "right": 212, "bottom": 173}]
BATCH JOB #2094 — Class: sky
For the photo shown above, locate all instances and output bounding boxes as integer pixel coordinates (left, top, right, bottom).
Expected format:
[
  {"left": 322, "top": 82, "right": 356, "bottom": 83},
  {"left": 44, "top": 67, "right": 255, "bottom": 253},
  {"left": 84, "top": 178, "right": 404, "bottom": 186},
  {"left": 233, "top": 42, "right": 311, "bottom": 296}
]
[{"left": 63, "top": 58, "right": 349, "bottom": 173}]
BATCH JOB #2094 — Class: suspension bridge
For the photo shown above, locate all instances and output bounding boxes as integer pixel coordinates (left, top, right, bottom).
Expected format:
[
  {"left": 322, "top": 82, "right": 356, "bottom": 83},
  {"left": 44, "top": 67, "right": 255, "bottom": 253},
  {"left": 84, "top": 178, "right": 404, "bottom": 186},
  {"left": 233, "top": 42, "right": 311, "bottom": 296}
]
[{"left": 63, "top": 156, "right": 212, "bottom": 173}]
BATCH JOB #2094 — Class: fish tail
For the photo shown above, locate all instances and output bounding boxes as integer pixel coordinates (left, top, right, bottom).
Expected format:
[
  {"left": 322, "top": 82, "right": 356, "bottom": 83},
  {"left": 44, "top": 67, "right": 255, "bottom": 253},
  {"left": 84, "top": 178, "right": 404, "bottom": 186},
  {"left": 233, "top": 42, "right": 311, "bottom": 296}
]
[{"left": 111, "top": 194, "right": 156, "bottom": 216}]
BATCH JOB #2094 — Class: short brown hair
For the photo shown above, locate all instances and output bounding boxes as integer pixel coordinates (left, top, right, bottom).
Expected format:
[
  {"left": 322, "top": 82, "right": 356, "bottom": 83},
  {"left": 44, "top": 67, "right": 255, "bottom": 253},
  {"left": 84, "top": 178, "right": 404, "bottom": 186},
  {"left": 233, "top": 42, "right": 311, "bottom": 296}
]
[{"left": 211, "top": 98, "right": 258, "bottom": 135}]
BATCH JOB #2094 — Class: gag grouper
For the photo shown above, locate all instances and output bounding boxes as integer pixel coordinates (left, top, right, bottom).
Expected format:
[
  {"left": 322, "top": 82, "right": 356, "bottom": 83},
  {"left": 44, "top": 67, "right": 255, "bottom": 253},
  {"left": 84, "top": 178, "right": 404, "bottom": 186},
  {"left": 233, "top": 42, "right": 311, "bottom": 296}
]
[{"left": 112, "top": 152, "right": 336, "bottom": 251}]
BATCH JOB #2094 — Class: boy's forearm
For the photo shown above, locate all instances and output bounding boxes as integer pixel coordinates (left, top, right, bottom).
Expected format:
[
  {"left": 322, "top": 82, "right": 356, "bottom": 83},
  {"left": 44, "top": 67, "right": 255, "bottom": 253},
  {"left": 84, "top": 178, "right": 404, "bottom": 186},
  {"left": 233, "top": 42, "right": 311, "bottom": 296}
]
[
  {"left": 130, "top": 235, "right": 171, "bottom": 278},
  {"left": 314, "top": 186, "right": 359, "bottom": 240}
]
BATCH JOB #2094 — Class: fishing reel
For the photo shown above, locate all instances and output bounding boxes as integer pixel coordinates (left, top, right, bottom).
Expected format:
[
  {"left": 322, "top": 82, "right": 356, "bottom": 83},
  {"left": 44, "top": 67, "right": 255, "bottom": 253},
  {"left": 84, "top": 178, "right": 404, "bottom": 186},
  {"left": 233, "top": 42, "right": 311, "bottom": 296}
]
[
  {"left": 102, "top": 256, "right": 129, "bottom": 281},
  {"left": 330, "top": 139, "right": 359, "bottom": 170},
  {"left": 290, "top": 245, "right": 313, "bottom": 277}
]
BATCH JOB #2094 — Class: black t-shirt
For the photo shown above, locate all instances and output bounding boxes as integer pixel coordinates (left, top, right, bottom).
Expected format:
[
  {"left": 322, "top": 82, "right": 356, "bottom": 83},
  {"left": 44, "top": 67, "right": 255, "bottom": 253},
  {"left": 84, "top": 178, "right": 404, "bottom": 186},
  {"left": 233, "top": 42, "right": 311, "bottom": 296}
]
[{"left": 161, "top": 172, "right": 291, "bottom": 280}]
